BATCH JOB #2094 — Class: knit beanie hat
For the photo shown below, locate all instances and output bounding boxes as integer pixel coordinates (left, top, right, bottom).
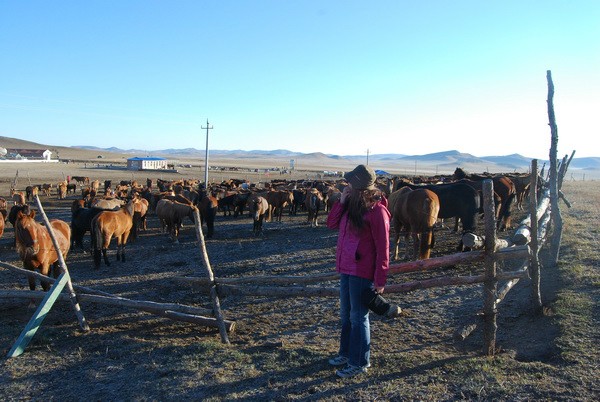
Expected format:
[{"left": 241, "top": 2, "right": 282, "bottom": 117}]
[{"left": 344, "top": 164, "right": 376, "bottom": 190}]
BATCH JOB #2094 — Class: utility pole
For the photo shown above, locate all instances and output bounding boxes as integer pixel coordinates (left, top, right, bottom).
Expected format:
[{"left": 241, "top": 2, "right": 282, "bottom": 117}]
[
  {"left": 366, "top": 149, "right": 370, "bottom": 165},
  {"left": 202, "top": 119, "right": 213, "bottom": 189}
]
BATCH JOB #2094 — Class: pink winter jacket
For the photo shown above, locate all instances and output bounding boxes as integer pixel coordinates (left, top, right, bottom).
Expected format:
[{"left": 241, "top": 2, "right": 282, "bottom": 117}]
[{"left": 326, "top": 197, "right": 391, "bottom": 288}]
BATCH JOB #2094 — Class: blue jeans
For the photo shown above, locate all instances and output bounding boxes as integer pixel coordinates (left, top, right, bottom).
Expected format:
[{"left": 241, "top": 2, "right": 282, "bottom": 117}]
[{"left": 337, "top": 273, "right": 371, "bottom": 368}]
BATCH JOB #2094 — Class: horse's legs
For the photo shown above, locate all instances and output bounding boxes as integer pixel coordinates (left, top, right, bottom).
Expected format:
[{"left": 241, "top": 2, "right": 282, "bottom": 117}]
[
  {"left": 102, "top": 247, "right": 111, "bottom": 266},
  {"left": 173, "top": 223, "right": 180, "bottom": 244},
  {"left": 40, "top": 264, "right": 52, "bottom": 291},
  {"left": 120, "top": 233, "right": 130, "bottom": 262},
  {"left": 393, "top": 231, "right": 401, "bottom": 261},
  {"left": 453, "top": 217, "right": 460, "bottom": 233},
  {"left": 27, "top": 272, "right": 37, "bottom": 308},
  {"left": 116, "top": 239, "right": 122, "bottom": 261},
  {"left": 52, "top": 262, "right": 62, "bottom": 278},
  {"left": 258, "top": 215, "right": 264, "bottom": 234},
  {"left": 419, "top": 231, "right": 434, "bottom": 260},
  {"left": 404, "top": 232, "right": 412, "bottom": 260},
  {"left": 412, "top": 233, "right": 420, "bottom": 260},
  {"left": 27, "top": 272, "right": 36, "bottom": 291},
  {"left": 93, "top": 247, "right": 102, "bottom": 268}
]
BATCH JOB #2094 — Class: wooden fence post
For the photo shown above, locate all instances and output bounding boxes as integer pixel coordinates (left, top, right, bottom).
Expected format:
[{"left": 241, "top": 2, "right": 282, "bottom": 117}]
[
  {"left": 193, "top": 209, "right": 232, "bottom": 344},
  {"left": 482, "top": 179, "right": 498, "bottom": 356},
  {"left": 529, "top": 159, "right": 543, "bottom": 311},
  {"left": 547, "top": 70, "right": 563, "bottom": 265},
  {"left": 7, "top": 196, "right": 89, "bottom": 357},
  {"left": 34, "top": 195, "right": 89, "bottom": 333}
]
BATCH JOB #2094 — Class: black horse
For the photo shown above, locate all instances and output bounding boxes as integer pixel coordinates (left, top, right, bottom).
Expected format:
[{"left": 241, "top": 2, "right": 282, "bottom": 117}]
[{"left": 71, "top": 205, "right": 121, "bottom": 252}]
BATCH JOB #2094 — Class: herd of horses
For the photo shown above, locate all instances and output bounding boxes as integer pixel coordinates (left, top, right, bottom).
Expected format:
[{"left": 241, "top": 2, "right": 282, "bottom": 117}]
[{"left": 0, "top": 168, "right": 533, "bottom": 297}]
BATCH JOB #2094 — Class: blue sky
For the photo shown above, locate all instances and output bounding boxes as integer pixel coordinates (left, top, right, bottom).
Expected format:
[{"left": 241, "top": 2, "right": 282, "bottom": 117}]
[{"left": 1, "top": 1, "right": 598, "bottom": 160}]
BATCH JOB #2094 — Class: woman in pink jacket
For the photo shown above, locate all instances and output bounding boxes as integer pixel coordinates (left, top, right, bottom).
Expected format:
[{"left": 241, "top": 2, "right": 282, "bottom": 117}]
[{"left": 326, "top": 164, "right": 398, "bottom": 378}]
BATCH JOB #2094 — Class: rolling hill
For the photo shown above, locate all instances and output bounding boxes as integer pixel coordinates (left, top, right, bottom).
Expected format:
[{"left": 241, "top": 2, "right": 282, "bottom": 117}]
[{"left": 1, "top": 135, "right": 598, "bottom": 178}]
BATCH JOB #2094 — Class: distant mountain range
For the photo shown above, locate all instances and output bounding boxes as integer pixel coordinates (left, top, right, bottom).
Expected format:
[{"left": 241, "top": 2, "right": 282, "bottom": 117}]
[
  {"left": 72, "top": 145, "right": 600, "bottom": 172},
  {"left": 1, "top": 136, "right": 598, "bottom": 176}
]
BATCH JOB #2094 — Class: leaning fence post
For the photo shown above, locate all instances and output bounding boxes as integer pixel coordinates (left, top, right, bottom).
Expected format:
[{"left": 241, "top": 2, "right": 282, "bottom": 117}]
[
  {"left": 36, "top": 195, "right": 89, "bottom": 329},
  {"left": 193, "top": 209, "right": 232, "bottom": 344},
  {"left": 482, "top": 179, "right": 498, "bottom": 356},
  {"left": 529, "top": 160, "right": 542, "bottom": 311},
  {"left": 8, "top": 195, "right": 89, "bottom": 357}
]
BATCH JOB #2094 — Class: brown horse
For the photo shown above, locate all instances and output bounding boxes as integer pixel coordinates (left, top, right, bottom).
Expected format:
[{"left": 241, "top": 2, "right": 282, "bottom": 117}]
[
  {"left": 129, "top": 196, "right": 149, "bottom": 242},
  {"left": 155, "top": 198, "right": 198, "bottom": 243},
  {"left": 305, "top": 188, "right": 324, "bottom": 227},
  {"left": 91, "top": 199, "right": 135, "bottom": 268},
  {"left": 507, "top": 172, "right": 532, "bottom": 210},
  {"left": 57, "top": 181, "right": 68, "bottom": 199},
  {"left": 11, "top": 190, "right": 26, "bottom": 205},
  {"left": 392, "top": 187, "right": 440, "bottom": 260},
  {"left": 265, "top": 190, "right": 294, "bottom": 222},
  {"left": 71, "top": 176, "right": 90, "bottom": 185},
  {"left": 25, "top": 185, "right": 39, "bottom": 201},
  {"left": 0, "top": 196, "right": 7, "bottom": 220},
  {"left": 249, "top": 195, "right": 269, "bottom": 234},
  {"left": 198, "top": 192, "right": 218, "bottom": 238},
  {"left": 14, "top": 210, "right": 71, "bottom": 292}
]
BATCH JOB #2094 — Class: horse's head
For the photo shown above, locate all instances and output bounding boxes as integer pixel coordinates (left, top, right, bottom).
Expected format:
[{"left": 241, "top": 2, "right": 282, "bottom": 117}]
[
  {"left": 453, "top": 167, "right": 468, "bottom": 180},
  {"left": 15, "top": 209, "right": 40, "bottom": 255},
  {"left": 124, "top": 199, "right": 136, "bottom": 216}
]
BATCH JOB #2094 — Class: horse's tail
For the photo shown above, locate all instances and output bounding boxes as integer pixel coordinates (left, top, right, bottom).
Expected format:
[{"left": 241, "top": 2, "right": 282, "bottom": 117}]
[
  {"left": 419, "top": 230, "right": 433, "bottom": 260},
  {"left": 498, "top": 192, "right": 516, "bottom": 231},
  {"left": 91, "top": 217, "right": 102, "bottom": 268},
  {"left": 419, "top": 197, "right": 437, "bottom": 260}
]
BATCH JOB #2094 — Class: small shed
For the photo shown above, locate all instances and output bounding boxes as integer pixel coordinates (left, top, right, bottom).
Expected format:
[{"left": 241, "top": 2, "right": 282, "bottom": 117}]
[{"left": 127, "top": 157, "right": 168, "bottom": 171}]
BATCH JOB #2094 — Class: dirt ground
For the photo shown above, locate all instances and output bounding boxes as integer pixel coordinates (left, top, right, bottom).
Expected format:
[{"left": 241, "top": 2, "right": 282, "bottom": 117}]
[{"left": 0, "top": 162, "right": 597, "bottom": 400}]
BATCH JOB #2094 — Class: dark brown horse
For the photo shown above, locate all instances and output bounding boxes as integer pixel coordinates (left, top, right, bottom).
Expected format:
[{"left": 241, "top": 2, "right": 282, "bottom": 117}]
[
  {"left": 155, "top": 198, "right": 197, "bottom": 243},
  {"left": 91, "top": 200, "right": 135, "bottom": 268},
  {"left": 14, "top": 210, "right": 71, "bottom": 292},
  {"left": 453, "top": 168, "right": 516, "bottom": 231},
  {"left": 198, "top": 191, "right": 218, "bottom": 238},
  {"left": 265, "top": 190, "right": 294, "bottom": 222}
]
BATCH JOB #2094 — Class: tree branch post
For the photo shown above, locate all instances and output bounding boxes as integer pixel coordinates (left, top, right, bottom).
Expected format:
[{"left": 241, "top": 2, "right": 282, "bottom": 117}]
[
  {"left": 193, "top": 209, "right": 232, "bottom": 344},
  {"left": 547, "top": 70, "right": 563, "bottom": 265},
  {"left": 482, "top": 179, "right": 498, "bottom": 356},
  {"left": 529, "top": 159, "right": 543, "bottom": 311}
]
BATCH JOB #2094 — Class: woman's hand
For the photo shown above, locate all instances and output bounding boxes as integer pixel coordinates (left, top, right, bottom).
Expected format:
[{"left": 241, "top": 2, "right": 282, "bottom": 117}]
[
  {"left": 374, "top": 286, "right": 384, "bottom": 294},
  {"left": 340, "top": 185, "right": 351, "bottom": 204}
]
